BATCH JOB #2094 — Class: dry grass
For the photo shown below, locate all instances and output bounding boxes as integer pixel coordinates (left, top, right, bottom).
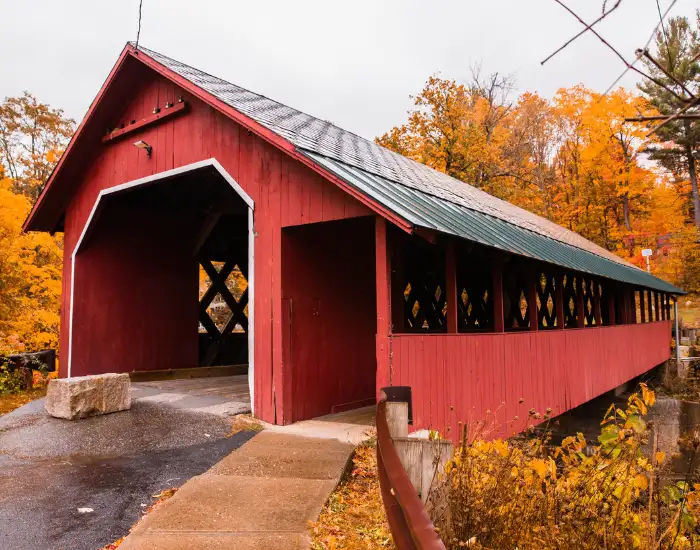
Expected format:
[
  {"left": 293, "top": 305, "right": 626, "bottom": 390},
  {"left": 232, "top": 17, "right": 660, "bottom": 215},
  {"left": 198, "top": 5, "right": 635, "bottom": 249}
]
[
  {"left": 310, "top": 439, "right": 394, "bottom": 549},
  {"left": 0, "top": 386, "right": 46, "bottom": 415}
]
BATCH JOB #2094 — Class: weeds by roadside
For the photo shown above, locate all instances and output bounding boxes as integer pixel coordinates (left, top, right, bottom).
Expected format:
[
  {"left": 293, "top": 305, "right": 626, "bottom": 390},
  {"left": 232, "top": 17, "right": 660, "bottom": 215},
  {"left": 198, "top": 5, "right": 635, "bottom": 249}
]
[{"left": 0, "top": 362, "right": 52, "bottom": 415}]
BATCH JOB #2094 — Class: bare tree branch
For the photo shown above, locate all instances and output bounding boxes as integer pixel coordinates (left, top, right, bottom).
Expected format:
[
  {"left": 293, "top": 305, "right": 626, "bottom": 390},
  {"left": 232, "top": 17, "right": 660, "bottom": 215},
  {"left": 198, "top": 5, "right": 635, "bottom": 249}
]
[
  {"left": 637, "top": 48, "right": 697, "bottom": 99},
  {"left": 601, "top": 0, "right": 678, "bottom": 96},
  {"left": 541, "top": 0, "right": 622, "bottom": 65},
  {"left": 553, "top": 0, "right": 687, "bottom": 102},
  {"left": 646, "top": 97, "right": 700, "bottom": 137}
]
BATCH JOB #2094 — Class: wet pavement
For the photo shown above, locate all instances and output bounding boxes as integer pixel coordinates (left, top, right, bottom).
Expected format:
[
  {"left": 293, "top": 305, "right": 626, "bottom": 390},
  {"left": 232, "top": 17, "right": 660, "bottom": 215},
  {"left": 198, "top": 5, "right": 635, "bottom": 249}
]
[{"left": 0, "top": 398, "right": 255, "bottom": 550}]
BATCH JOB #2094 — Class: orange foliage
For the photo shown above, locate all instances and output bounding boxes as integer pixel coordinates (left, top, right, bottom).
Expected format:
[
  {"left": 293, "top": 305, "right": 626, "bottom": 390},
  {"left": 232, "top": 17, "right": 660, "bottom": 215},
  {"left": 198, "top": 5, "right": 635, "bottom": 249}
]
[
  {"left": 0, "top": 166, "right": 62, "bottom": 354},
  {"left": 378, "top": 78, "right": 695, "bottom": 289}
]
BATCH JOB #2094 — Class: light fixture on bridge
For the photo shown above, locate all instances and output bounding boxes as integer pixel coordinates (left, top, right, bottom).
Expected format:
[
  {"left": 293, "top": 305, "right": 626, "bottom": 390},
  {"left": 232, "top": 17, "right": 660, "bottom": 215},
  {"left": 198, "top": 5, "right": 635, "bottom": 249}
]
[{"left": 133, "top": 140, "right": 152, "bottom": 157}]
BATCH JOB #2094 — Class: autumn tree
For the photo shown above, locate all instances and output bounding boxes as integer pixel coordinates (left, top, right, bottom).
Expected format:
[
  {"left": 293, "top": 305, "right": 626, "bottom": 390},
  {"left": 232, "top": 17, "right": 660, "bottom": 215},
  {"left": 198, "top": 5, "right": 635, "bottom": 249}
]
[
  {"left": 638, "top": 12, "right": 700, "bottom": 228},
  {"left": 0, "top": 91, "right": 74, "bottom": 202},
  {"left": 378, "top": 75, "right": 666, "bottom": 253},
  {"left": 0, "top": 93, "right": 71, "bottom": 354},
  {"left": 0, "top": 164, "right": 62, "bottom": 354},
  {"left": 376, "top": 70, "right": 524, "bottom": 198},
  {"left": 549, "top": 87, "right": 659, "bottom": 250}
]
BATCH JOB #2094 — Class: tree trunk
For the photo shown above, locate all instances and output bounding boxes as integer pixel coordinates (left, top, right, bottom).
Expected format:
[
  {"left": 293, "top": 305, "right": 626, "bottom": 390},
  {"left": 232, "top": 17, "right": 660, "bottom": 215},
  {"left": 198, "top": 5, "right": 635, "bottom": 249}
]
[
  {"left": 687, "top": 143, "right": 700, "bottom": 230},
  {"left": 684, "top": 121, "right": 700, "bottom": 230},
  {"left": 623, "top": 193, "right": 631, "bottom": 231}
]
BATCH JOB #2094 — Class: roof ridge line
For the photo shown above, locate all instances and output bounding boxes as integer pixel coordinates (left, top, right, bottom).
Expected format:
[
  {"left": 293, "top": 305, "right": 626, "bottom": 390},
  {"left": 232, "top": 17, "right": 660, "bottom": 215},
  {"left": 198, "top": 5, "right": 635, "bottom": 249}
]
[{"left": 132, "top": 43, "right": 374, "bottom": 144}]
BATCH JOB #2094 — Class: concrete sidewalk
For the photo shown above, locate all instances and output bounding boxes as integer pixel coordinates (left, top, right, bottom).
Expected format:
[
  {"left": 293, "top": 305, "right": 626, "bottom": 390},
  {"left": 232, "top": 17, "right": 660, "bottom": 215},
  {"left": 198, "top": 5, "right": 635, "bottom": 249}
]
[{"left": 119, "top": 430, "right": 359, "bottom": 549}]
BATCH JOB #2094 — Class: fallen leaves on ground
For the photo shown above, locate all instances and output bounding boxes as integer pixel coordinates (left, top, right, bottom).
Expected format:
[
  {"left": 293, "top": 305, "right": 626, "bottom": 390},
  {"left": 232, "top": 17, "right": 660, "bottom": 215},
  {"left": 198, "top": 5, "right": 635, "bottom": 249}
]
[
  {"left": 310, "top": 439, "right": 394, "bottom": 549},
  {"left": 228, "top": 413, "right": 265, "bottom": 436},
  {"left": 0, "top": 386, "right": 46, "bottom": 415}
]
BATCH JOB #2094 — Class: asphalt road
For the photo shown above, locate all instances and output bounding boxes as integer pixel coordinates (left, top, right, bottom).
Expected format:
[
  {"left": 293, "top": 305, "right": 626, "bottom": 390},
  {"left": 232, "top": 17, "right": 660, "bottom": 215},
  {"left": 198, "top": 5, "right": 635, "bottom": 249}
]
[{"left": 0, "top": 399, "right": 255, "bottom": 550}]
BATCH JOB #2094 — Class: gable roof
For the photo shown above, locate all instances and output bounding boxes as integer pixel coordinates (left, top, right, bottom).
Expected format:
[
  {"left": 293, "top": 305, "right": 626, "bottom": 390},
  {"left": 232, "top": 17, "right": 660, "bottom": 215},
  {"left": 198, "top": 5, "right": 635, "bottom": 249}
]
[{"left": 26, "top": 43, "right": 683, "bottom": 294}]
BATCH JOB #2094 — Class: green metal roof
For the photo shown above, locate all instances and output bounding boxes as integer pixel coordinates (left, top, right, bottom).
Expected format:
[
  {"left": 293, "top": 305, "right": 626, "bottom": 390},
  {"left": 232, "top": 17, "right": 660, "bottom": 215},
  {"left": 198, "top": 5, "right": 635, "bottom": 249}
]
[{"left": 304, "top": 151, "right": 683, "bottom": 294}]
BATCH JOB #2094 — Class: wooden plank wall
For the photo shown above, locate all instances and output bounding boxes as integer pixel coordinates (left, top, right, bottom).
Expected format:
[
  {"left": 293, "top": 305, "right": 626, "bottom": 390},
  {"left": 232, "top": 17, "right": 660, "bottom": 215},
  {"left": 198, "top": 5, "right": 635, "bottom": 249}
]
[
  {"left": 281, "top": 217, "right": 377, "bottom": 422},
  {"left": 391, "top": 321, "right": 672, "bottom": 441},
  {"left": 60, "top": 60, "right": 371, "bottom": 424}
]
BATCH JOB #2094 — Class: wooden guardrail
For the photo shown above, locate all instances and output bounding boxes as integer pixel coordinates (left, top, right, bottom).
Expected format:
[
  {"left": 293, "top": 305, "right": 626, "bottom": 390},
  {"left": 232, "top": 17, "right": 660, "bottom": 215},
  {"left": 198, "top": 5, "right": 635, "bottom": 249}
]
[{"left": 376, "top": 390, "right": 446, "bottom": 550}]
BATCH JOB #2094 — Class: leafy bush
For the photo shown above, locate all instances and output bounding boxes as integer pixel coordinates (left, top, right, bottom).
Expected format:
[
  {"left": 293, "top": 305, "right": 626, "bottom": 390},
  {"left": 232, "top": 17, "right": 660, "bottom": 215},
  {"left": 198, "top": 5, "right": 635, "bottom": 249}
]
[
  {"left": 428, "top": 385, "right": 700, "bottom": 549},
  {"left": 0, "top": 359, "right": 24, "bottom": 395}
]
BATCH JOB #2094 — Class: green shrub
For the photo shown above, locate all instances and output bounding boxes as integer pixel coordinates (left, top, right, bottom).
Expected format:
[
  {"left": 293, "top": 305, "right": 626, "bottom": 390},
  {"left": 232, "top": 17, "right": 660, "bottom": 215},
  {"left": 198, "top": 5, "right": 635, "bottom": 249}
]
[{"left": 0, "top": 359, "right": 24, "bottom": 395}]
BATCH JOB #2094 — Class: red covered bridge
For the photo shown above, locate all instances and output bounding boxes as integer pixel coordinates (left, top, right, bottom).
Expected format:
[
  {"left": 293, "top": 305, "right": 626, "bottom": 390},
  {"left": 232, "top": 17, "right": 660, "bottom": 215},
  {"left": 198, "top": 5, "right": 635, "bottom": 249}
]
[{"left": 25, "top": 44, "right": 682, "bottom": 438}]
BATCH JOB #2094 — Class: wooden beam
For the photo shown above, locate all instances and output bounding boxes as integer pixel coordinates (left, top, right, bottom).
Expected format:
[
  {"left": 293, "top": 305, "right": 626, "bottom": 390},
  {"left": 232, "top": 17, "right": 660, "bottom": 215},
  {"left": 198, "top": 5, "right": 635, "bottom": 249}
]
[
  {"left": 192, "top": 212, "right": 222, "bottom": 256},
  {"left": 413, "top": 227, "right": 438, "bottom": 245},
  {"left": 576, "top": 276, "right": 585, "bottom": 328},
  {"left": 389, "top": 232, "right": 405, "bottom": 333},
  {"left": 654, "top": 291, "right": 660, "bottom": 321},
  {"left": 607, "top": 283, "right": 616, "bottom": 325},
  {"left": 661, "top": 293, "right": 667, "bottom": 321},
  {"left": 528, "top": 268, "right": 539, "bottom": 331},
  {"left": 593, "top": 280, "right": 602, "bottom": 326},
  {"left": 445, "top": 240, "right": 458, "bottom": 333},
  {"left": 491, "top": 260, "right": 505, "bottom": 332},
  {"left": 647, "top": 289, "right": 653, "bottom": 323},
  {"left": 555, "top": 272, "right": 565, "bottom": 329},
  {"left": 375, "top": 217, "right": 392, "bottom": 395},
  {"left": 639, "top": 290, "right": 646, "bottom": 323},
  {"left": 101, "top": 100, "right": 187, "bottom": 143}
]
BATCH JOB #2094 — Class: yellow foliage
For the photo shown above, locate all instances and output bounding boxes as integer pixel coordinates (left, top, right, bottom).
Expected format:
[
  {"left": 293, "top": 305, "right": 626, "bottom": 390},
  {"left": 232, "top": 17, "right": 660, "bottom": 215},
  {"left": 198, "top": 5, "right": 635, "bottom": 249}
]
[
  {"left": 0, "top": 169, "right": 62, "bottom": 354},
  {"left": 428, "top": 385, "right": 700, "bottom": 549}
]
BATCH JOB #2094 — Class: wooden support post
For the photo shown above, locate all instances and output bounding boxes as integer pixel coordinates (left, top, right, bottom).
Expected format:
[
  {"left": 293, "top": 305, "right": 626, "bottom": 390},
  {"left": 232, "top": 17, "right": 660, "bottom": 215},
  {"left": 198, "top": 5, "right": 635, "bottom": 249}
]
[
  {"left": 375, "top": 217, "right": 392, "bottom": 397},
  {"left": 662, "top": 294, "right": 667, "bottom": 321},
  {"left": 607, "top": 283, "right": 616, "bottom": 325},
  {"left": 390, "top": 233, "right": 405, "bottom": 333},
  {"left": 640, "top": 290, "right": 646, "bottom": 323},
  {"left": 593, "top": 280, "right": 602, "bottom": 326},
  {"left": 492, "top": 259, "right": 505, "bottom": 333},
  {"left": 528, "top": 268, "right": 539, "bottom": 331},
  {"left": 647, "top": 289, "right": 653, "bottom": 323},
  {"left": 576, "top": 276, "right": 585, "bottom": 328},
  {"left": 386, "top": 401, "right": 409, "bottom": 438},
  {"left": 555, "top": 272, "right": 565, "bottom": 329},
  {"left": 654, "top": 291, "right": 660, "bottom": 321},
  {"left": 445, "top": 240, "right": 458, "bottom": 333}
]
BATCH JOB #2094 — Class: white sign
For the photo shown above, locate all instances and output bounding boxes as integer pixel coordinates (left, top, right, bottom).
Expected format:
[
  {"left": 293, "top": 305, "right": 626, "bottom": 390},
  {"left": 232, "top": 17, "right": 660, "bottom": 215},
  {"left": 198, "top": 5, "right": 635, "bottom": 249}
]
[{"left": 641, "top": 248, "right": 653, "bottom": 257}]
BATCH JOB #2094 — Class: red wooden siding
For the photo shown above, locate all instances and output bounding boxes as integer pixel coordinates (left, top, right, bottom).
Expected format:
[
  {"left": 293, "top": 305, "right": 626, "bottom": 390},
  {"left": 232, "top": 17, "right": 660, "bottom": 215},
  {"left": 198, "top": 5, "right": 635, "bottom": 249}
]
[
  {"left": 72, "top": 203, "right": 199, "bottom": 376},
  {"left": 282, "top": 217, "right": 377, "bottom": 423},
  {"left": 390, "top": 321, "right": 671, "bottom": 441},
  {"left": 58, "top": 60, "right": 371, "bottom": 424}
]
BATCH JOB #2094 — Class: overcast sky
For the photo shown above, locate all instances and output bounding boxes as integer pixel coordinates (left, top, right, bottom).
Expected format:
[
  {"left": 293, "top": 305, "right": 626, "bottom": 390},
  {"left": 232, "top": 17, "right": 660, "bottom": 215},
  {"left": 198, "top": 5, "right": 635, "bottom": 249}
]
[{"left": 1, "top": 0, "right": 697, "bottom": 140}]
